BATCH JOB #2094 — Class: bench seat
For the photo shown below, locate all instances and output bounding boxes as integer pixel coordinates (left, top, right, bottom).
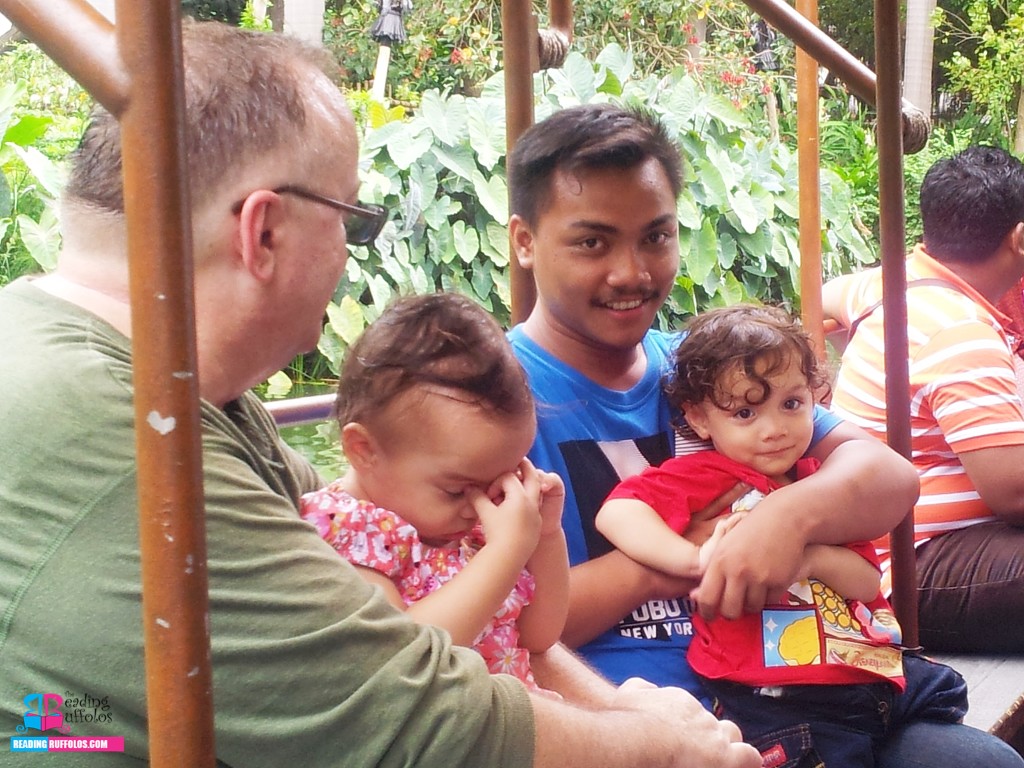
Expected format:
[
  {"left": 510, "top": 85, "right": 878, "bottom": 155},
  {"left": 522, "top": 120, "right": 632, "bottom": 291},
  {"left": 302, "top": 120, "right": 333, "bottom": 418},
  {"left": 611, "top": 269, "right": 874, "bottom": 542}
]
[{"left": 932, "top": 653, "right": 1024, "bottom": 752}]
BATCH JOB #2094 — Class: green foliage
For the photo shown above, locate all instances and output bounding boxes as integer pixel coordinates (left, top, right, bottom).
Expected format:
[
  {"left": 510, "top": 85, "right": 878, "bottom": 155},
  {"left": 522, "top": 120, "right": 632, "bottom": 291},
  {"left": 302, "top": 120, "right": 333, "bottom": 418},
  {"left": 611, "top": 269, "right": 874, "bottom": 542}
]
[
  {"left": 181, "top": 0, "right": 246, "bottom": 24},
  {"left": 937, "top": 0, "right": 1024, "bottom": 147},
  {"left": 0, "top": 45, "right": 89, "bottom": 285},
  {"left": 323, "top": 0, "right": 502, "bottom": 98},
  {"left": 316, "top": 44, "right": 874, "bottom": 374},
  {"left": 240, "top": 1, "right": 273, "bottom": 31}
]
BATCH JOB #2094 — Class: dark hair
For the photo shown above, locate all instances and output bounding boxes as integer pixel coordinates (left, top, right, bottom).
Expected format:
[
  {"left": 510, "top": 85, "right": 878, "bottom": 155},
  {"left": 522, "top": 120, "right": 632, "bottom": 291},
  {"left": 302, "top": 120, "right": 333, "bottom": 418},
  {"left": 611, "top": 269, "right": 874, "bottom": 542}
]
[
  {"left": 665, "top": 304, "right": 829, "bottom": 431},
  {"left": 507, "top": 103, "right": 683, "bottom": 227},
  {"left": 336, "top": 293, "right": 534, "bottom": 427},
  {"left": 64, "top": 20, "right": 340, "bottom": 213},
  {"left": 920, "top": 145, "right": 1024, "bottom": 264}
]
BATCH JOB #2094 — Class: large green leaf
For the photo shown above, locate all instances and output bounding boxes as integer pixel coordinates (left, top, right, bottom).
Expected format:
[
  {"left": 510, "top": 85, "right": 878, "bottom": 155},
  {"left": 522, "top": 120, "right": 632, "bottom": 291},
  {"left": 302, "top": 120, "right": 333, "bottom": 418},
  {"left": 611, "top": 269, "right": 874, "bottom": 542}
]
[
  {"left": 470, "top": 264, "right": 494, "bottom": 302},
  {"left": 480, "top": 221, "right": 510, "bottom": 267},
  {"left": 3, "top": 115, "right": 51, "bottom": 148},
  {"left": 466, "top": 99, "right": 506, "bottom": 171},
  {"left": 0, "top": 172, "right": 11, "bottom": 219},
  {"left": 453, "top": 220, "right": 480, "bottom": 264},
  {"left": 705, "top": 93, "right": 749, "bottom": 129},
  {"left": 432, "top": 143, "right": 477, "bottom": 182},
  {"left": 10, "top": 145, "right": 64, "bottom": 198},
  {"left": 470, "top": 169, "right": 508, "bottom": 225},
  {"left": 596, "top": 68, "right": 623, "bottom": 97},
  {"left": 726, "top": 187, "right": 760, "bottom": 234},
  {"left": 423, "top": 195, "right": 462, "bottom": 231},
  {"left": 694, "top": 157, "right": 728, "bottom": 209},
  {"left": 676, "top": 189, "right": 702, "bottom": 230},
  {"left": 596, "top": 43, "right": 634, "bottom": 85},
  {"left": 0, "top": 81, "right": 25, "bottom": 139},
  {"left": 17, "top": 207, "right": 60, "bottom": 271},
  {"left": 419, "top": 90, "right": 469, "bottom": 146},
  {"left": 662, "top": 76, "right": 702, "bottom": 128},
  {"left": 385, "top": 121, "right": 434, "bottom": 170},
  {"left": 683, "top": 218, "right": 719, "bottom": 284},
  {"left": 326, "top": 295, "right": 366, "bottom": 345},
  {"left": 552, "top": 51, "right": 597, "bottom": 103}
]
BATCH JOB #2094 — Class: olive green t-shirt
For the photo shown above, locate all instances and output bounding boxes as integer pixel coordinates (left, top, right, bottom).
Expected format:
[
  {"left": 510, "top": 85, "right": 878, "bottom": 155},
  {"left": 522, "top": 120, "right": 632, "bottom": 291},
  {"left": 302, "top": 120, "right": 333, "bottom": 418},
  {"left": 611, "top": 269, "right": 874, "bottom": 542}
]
[{"left": 0, "top": 279, "right": 533, "bottom": 766}]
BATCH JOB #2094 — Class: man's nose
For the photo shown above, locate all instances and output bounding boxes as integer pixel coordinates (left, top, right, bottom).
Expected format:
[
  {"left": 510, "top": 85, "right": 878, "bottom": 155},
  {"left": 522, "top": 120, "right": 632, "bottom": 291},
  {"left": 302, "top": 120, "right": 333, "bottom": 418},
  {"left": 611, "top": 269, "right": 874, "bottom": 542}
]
[{"left": 607, "top": 248, "right": 650, "bottom": 286}]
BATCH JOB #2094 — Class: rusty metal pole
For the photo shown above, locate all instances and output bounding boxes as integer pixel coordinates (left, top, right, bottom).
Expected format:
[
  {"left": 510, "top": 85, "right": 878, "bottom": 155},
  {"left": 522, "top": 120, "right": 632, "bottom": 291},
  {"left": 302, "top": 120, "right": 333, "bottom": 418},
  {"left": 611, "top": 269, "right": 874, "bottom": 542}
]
[
  {"left": 0, "top": 0, "right": 127, "bottom": 114},
  {"left": 744, "top": 0, "right": 878, "bottom": 105},
  {"left": 115, "top": 2, "right": 216, "bottom": 764},
  {"left": 874, "top": 0, "right": 918, "bottom": 648},
  {"left": 1, "top": 0, "right": 216, "bottom": 762},
  {"left": 547, "top": 0, "right": 572, "bottom": 40},
  {"left": 502, "top": 0, "right": 538, "bottom": 324},
  {"left": 794, "top": 1, "right": 825, "bottom": 359}
]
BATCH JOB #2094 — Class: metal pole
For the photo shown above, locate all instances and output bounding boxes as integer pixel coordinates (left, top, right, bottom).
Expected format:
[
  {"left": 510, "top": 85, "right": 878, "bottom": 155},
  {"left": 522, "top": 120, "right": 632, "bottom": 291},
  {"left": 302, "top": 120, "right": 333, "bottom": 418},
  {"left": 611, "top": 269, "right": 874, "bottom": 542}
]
[
  {"left": 794, "top": 0, "right": 825, "bottom": 359},
  {"left": 114, "top": 1, "right": 216, "bottom": 763},
  {"left": 3, "top": 0, "right": 218, "bottom": 762},
  {"left": 502, "top": 0, "right": 538, "bottom": 324},
  {"left": 0, "top": 0, "right": 128, "bottom": 113},
  {"left": 874, "top": 0, "right": 918, "bottom": 647}
]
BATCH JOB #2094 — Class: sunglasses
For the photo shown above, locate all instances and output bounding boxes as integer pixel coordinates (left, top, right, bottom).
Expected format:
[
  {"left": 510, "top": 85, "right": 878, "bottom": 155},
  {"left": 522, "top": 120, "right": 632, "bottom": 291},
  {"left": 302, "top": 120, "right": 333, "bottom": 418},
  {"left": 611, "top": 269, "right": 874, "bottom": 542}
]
[{"left": 231, "top": 184, "right": 387, "bottom": 245}]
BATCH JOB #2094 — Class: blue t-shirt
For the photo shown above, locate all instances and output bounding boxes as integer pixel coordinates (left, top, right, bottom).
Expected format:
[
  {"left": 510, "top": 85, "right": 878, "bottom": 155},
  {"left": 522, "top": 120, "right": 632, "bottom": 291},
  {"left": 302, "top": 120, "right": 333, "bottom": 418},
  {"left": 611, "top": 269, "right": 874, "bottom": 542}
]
[{"left": 508, "top": 326, "right": 840, "bottom": 703}]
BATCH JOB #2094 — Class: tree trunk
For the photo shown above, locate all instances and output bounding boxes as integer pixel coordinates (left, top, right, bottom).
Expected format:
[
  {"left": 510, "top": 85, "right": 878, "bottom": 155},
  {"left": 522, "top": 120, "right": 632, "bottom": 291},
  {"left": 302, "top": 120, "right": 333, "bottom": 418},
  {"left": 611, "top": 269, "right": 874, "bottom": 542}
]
[
  {"left": 685, "top": 16, "right": 706, "bottom": 63},
  {"left": 903, "top": 0, "right": 937, "bottom": 114}
]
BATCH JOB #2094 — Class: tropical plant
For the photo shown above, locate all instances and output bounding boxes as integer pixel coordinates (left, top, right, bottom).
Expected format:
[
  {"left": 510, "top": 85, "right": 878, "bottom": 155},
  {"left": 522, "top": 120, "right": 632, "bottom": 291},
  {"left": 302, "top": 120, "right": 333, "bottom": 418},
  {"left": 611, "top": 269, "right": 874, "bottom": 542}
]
[
  {"left": 314, "top": 44, "right": 875, "bottom": 375},
  {"left": 0, "top": 45, "right": 88, "bottom": 284},
  {"left": 937, "top": 0, "right": 1024, "bottom": 152}
]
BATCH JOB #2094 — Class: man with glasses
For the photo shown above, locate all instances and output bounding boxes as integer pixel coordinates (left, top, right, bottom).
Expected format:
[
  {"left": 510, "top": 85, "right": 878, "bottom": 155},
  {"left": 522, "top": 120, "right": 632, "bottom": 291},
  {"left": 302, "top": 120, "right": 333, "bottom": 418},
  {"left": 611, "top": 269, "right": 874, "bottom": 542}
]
[{"left": 0, "top": 21, "right": 758, "bottom": 768}]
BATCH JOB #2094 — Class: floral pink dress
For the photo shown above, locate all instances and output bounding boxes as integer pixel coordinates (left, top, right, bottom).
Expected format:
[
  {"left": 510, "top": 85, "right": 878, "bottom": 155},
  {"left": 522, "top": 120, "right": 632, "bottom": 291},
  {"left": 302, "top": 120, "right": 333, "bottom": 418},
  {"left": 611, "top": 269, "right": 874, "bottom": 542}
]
[{"left": 301, "top": 481, "right": 538, "bottom": 688}]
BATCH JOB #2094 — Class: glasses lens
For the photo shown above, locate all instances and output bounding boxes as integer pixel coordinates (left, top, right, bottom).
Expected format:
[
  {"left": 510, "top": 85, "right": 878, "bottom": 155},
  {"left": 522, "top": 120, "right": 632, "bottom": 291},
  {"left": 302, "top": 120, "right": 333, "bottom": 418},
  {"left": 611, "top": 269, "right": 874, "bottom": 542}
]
[{"left": 346, "top": 205, "right": 384, "bottom": 245}]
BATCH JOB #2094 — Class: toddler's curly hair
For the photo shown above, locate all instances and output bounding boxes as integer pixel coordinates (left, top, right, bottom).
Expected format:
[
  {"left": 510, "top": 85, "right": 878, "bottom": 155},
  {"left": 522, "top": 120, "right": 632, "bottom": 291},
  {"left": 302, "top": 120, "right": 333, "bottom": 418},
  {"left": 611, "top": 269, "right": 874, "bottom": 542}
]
[{"left": 665, "top": 304, "right": 831, "bottom": 433}]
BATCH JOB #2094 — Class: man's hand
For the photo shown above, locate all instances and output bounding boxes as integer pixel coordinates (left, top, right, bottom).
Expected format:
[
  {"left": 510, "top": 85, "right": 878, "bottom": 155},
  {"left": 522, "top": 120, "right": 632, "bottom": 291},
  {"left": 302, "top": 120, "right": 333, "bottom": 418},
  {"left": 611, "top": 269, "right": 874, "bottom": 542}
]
[
  {"left": 611, "top": 679, "right": 761, "bottom": 768},
  {"left": 691, "top": 492, "right": 806, "bottom": 620}
]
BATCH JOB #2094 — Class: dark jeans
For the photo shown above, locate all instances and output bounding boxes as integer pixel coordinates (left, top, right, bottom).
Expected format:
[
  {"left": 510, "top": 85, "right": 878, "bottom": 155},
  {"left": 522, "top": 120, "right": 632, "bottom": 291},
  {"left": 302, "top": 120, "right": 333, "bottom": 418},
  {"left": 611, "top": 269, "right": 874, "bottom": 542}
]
[
  {"left": 702, "top": 654, "right": 968, "bottom": 768},
  {"left": 916, "top": 521, "right": 1024, "bottom": 652}
]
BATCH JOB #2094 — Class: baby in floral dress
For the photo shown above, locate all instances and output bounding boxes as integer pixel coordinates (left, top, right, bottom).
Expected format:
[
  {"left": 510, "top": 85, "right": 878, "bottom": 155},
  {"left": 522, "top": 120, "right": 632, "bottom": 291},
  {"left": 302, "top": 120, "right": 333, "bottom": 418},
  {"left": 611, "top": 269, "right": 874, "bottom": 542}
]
[{"left": 301, "top": 293, "right": 568, "bottom": 689}]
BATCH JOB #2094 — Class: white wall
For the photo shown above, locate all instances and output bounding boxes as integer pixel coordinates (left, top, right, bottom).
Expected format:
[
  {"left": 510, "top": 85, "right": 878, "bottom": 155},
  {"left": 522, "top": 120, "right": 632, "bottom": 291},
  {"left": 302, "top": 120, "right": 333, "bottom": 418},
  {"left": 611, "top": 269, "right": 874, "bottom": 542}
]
[{"left": 282, "top": 0, "right": 325, "bottom": 43}]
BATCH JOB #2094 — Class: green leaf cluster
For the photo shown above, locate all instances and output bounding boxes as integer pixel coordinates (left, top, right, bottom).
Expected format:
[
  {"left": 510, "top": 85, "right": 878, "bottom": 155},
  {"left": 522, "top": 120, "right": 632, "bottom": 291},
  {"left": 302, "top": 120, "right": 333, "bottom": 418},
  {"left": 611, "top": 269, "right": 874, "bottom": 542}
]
[{"left": 317, "top": 44, "right": 874, "bottom": 374}]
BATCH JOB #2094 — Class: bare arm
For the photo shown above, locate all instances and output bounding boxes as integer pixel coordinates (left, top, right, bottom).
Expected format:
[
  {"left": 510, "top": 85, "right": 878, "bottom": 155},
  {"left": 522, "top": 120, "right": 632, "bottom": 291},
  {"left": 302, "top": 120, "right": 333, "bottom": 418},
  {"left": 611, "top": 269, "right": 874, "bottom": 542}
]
[
  {"left": 562, "top": 484, "right": 749, "bottom": 647},
  {"left": 957, "top": 446, "right": 1024, "bottom": 525},
  {"left": 695, "top": 421, "right": 919, "bottom": 620},
  {"left": 595, "top": 499, "right": 703, "bottom": 578},
  {"left": 800, "top": 544, "right": 881, "bottom": 603},
  {"left": 530, "top": 678, "right": 761, "bottom": 768},
  {"left": 351, "top": 471, "right": 542, "bottom": 647}
]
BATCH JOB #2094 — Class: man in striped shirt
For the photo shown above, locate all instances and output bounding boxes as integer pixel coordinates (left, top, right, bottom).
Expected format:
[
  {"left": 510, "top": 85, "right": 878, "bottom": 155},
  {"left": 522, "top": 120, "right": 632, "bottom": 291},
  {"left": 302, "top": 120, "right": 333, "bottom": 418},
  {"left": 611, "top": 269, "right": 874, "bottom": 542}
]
[{"left": 825, "top": 145, "right": 1024, "bottom": 652}]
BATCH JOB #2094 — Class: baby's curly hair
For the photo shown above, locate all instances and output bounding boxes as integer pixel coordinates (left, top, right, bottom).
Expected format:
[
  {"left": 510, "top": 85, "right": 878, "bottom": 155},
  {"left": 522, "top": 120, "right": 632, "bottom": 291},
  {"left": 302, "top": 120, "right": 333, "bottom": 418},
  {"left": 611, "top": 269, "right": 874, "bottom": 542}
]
[
  {"left": 665, "top": 304, "right": 831, "bottom": 433},
  {"left": 335, "top": 293, "right": 534, "bottom": 427}
]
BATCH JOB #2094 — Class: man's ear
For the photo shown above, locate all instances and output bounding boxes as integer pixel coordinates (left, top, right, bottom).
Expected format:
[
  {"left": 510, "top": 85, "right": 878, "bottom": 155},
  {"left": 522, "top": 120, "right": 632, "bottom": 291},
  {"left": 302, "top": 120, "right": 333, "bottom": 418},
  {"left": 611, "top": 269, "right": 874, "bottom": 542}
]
[
  {"left": 508, "top": 214, "right": 536, "bottom": 270},
  {"left": 235, "top": 190, "right": 281, "bottom": 282},
  {"left": 683, "top": 402, "right": 712, "bottom": 441},
  {"left": 1010, "top": 221, "right": 1024, "bottom": 260},
  {"left": 340, "top": 421, "right": 379, "bottom": 471}
]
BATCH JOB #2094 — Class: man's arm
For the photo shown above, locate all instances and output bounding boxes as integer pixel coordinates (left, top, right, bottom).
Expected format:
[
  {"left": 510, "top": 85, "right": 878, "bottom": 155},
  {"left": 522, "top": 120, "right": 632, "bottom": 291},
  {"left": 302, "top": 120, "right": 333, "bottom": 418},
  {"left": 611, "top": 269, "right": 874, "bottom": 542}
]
[
  {"left": 530, "top": 678, "right": 761, "bottom": 768},
  {"left": 694, "top": 420, "right": 919, "bottom": 620},
  {"left": 561, "top": 484, "right": 750, "bottom": 647},
  {"left": 955, "top": 446, "right": 1024, "bottom": 524}
]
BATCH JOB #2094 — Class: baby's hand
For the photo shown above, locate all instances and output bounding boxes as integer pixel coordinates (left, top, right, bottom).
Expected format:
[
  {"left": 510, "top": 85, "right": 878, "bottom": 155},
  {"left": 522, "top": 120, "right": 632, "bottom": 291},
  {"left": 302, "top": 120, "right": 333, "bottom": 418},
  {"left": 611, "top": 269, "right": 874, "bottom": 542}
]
[
  {"left": 697, "top": 512, "right": 747, "bottom": 573},
  {"left": 466, "top": 470, "right": 542, "bottom": 563},
  {"left": 521, "top": 459, "right": 565, "bottom": 537}
]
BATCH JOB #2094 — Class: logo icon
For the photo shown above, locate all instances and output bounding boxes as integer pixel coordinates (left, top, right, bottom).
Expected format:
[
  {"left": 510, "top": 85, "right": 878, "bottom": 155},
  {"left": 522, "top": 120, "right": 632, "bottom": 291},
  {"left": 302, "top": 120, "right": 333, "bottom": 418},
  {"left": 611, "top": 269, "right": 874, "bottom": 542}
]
[{"left": 17, "top": 693, "right": 71, "bottom": 735}]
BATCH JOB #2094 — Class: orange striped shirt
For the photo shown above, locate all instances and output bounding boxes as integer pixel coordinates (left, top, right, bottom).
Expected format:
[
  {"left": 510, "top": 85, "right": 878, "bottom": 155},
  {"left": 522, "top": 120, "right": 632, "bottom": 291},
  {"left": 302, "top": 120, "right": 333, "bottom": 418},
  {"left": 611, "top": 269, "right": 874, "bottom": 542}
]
[{"left": 830, "top": 245, "right": 1024, "bottom": 567}]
